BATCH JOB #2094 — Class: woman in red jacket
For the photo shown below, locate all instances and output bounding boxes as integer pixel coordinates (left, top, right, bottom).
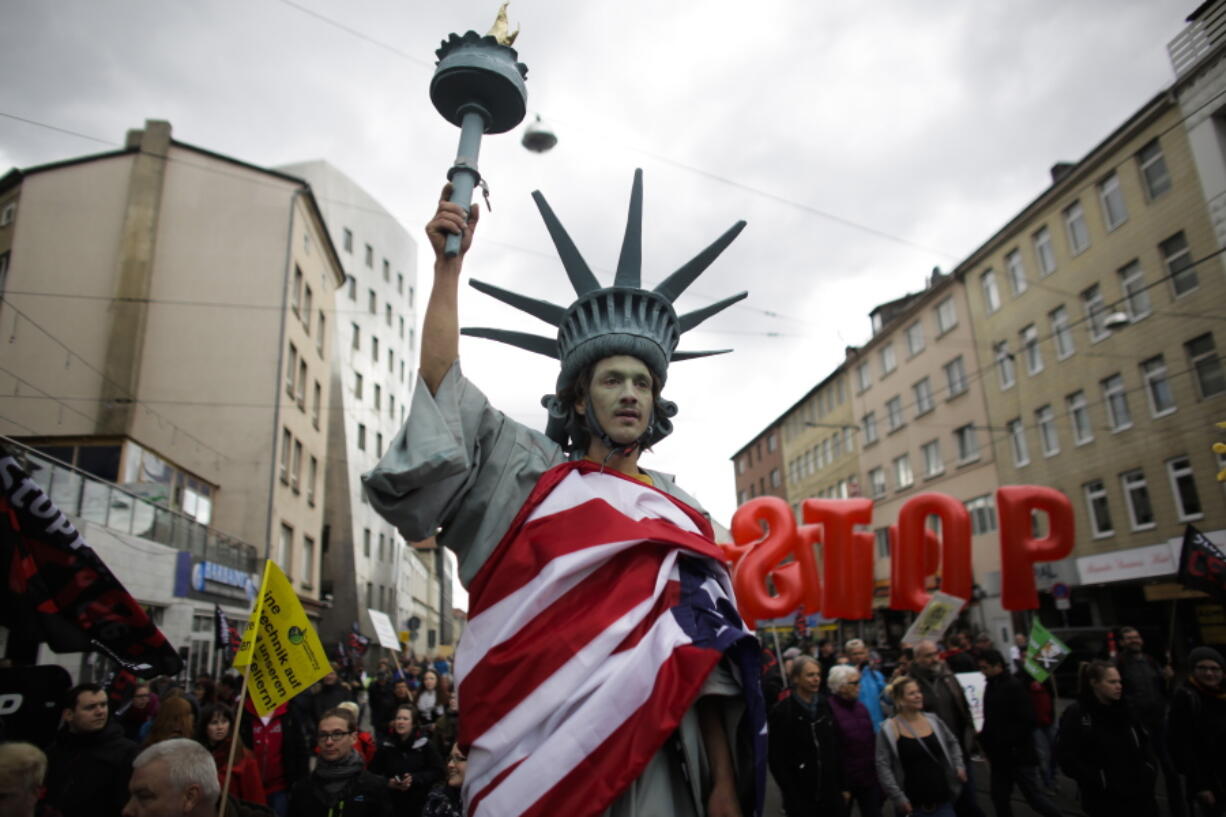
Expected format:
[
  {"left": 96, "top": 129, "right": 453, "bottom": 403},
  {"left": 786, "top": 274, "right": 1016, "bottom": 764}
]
[{"left": 197, "top": 703, "right": 267, "bottom": 806}]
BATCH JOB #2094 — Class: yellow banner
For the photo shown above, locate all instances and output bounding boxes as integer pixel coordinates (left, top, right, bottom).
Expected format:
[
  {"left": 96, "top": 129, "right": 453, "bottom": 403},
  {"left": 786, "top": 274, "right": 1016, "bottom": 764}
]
[{"left": 232, "top": 560, "right": 329, "bottom": 716}]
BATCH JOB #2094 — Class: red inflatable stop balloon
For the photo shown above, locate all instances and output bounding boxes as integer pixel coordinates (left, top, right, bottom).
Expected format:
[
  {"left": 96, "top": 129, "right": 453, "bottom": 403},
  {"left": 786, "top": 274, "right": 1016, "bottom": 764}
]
[
  {"left": 997, "top": 485, "right": 1075, "bottom": 610},
  {"left": 803, "top": 498, "right": 874, "bottom": 620}
]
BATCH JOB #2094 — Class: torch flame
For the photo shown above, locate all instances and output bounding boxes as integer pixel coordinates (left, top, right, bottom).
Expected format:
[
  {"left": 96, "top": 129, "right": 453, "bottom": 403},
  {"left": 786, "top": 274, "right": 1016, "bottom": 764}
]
[{"left": 487, "top": 2, "right": 519, "bottom": 46}]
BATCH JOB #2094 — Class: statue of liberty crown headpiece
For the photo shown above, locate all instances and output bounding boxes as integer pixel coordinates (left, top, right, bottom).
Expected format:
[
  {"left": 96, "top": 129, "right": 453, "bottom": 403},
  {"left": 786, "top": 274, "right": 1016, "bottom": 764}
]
[{"left": 461, "top": 169, "right": 747, "bottom": 450}]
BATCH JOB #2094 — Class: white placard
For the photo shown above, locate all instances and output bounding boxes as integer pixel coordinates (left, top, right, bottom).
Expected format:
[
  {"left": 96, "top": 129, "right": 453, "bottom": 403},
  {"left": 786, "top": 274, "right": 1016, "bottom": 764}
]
[
  {"left": 367, "top": 609, "right": 401, "bottom": 650},
  {"left": 901, "top": 591, "right": 967, "bottom": 646},
  {"left": 955, "top": 671, "right": 987, "bottom": 733}
]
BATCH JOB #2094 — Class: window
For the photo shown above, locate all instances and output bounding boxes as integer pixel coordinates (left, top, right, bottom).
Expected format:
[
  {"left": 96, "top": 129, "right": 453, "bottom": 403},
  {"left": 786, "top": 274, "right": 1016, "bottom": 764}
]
[
  {"left": 366, "top": 582, "right": 373, "bottom": 608},
  {"left": 843, "top": 427, "right": 855, "bottom": 453},
  {"left": 935, "top": 297, "right": 957, "bottom": 333},
  {"left": 397, "top": 272, "right": 404, "bottom": 293},
  {"left": 981, "top": 269, "right": 1001, "bottom": 313},
  {"left": 372, "top": 336, "right": 379, "bottom": 362},
  {"left": 286, "top": 343, "right": 298, "bottom": 397},
  {"left": 1068, "top": 391, "right": 1094, "bottom": 445},
  {"left": 317, "top": 312, "right": 326, "bottom": 355},
  {"left": 383, "top": 258, "right": 390, "bottom": 281},
  {"left": 768, "top": 432, "right": 778, "bottom": 452},
  {"left": 357, "top": 423, "right": 366, "bottom": 451},
  {"left": 378, "top": 534, "right": 386, "bottom": 562},
  {"left": 368, "top": 289, "right": 377, "bottom": 314},
  {"left": 880, "top": 343, "right": 897, "bottom": 376},
  {"left": 1120, "top": 470, "right": 1155, "bottom": 530},
  {"left": 1036, "top": 405, "right": 1059, "bottom": 456},
  {"left": 291, "top": 266, "right": 303, "bottom": 314},
  {"left": 302, "top": 535, "right": 315, "bottom": 586},
  {"left": 1005, "top": 249, "right": 1028, "bottom": 295},
  {"left": 1141, "top": 356, "right": 1176, "bottom": 417},
  {"left": 770, "top": 468, "right": 781, "bottom": 489},
  {"left": 389, "top": 394, "right": 395, "bottom": 418},
  {"left": 376, "top": 431, "right": 384, "bottom": 456},
  {"left": 1081, "top": 284, "right": 1110, "bottom": 343},
  {"left": 1033, "top": 226, "right": 1056, "bottom": 277},
  {"left": 966, "top": 495, "right": 997, "bottom": 535},
  {"left": 1162, "top": 232, "right": 1196, "bottom": 296},
  {"left": 296, "top": 359, "right": 306, "bottom": 408},
  {"left": 373, "top": 384, "right": 382, "bottom": 410},
  {"left": 875, "top": 528, "right": 891, "bottom": 559},
  {"left": 1186, "top": 333, "right": 1226, "bottom": 398},
  {"left": 1102, "top": 374, "right": 1133, "bottom": 432},
  {"left": 1118, "top": 261, "right": 1151, "bottom": 322},
  {"left": 894, "top": 454, "right": 913, "bottom": 489},
  {"left": 354, "top": 372, "right": 363, "bottom": 399},
  {"left": 409, "top": 286, "right": 415, "bottom": 308},
  {"left": 954, "top": 424, "right": 979, "bottom": 463},
  {"left": 1098, "top": 173, "right": 1128, "bottom": 231},
  {"left": 279, "top": 427, "right": 291, "bottom": 483},
  {"left": 1137, "top": 139, "right": 1171, "bottom": 200},
  {"left": 302, "top": 286, "right": 313, "bottom": 332},
  {"left": 1020, "top": 324, "right": 1043, "bottom": 375},
  {"left": 342, "top": 227, "right": 353, "bottom": 252},
  {"left": 921, "top": 439, "right": 943, "bottom": 477},
  {"left": 944, "top": 356, "right": 967, "bottom": 397},
  {"left": 307, "top": 455, "right": 318, "bottom": 505},
  {"left": 290, "top": 439, "right": 303, "bottom": 492},
  {"left": 905, "top": 321, "right": 925, "bottom": 356},
  {"left": 886, "top": 396, "right": 904, "bottom": 431},
  {"left": 869, "top": 467, "right": 887, "bottom": 498},
  {"left": 312, "top": 380, "right": 321, "bottom": 428},
  {"left": 279, "top": 523, "right": 294, "bottom": 578},
  {"left": 351, "top": 323, "right": 360, "bottom": 351},
  {"left": 913, "top": 377, "right": 934, "bottom": 415},
  {"left": 363, "top": 528, "right": 371, "bottom": 558},
  {"left": 365, "top": 244, "right": 374, "bottom": 267},
  {"left": 399, "top": 315, "right": 405, "bottom": 338},
  {"left": 388, "top": 348, "right": 394, "bottom": 373},
  {"left": 0, "top": 202, "right": 15, "bottom": 226},
  {"left": 862, "top": 411, "right": 878, "bottom": 444},
  {"left": 1049, "top": 305, "right": 1074, "bottom": 360},
  {"left": 995, "top": 341, "right": 1016, "bottom": 389},
  {"left": 1064, "top": 201, "right": 1090, "bottom": 255},
  {"left": 856, "top": 361, "right": 871, "bottom": 392},
  {"left": 1008, "top": 419, "right": 1030, "bottom": 467},
  {"left": 346, "top": 274, "right": 356, "bottom": 300},
  {"left": 1084, "top": 480, "right": 1114, "bottom": 537}
]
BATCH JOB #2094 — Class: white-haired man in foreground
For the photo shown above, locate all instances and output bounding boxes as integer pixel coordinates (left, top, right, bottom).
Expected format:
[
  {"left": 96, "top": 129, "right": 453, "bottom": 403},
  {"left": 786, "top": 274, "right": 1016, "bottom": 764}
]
[{"left": 123, "top": 738, "right": 220, "bottom": 817}]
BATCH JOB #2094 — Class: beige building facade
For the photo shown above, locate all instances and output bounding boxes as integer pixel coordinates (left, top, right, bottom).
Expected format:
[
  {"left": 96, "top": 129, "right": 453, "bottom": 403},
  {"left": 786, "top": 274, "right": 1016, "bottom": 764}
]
[{"left": 0, "top": 120, "right": 345, "bottom": 616}]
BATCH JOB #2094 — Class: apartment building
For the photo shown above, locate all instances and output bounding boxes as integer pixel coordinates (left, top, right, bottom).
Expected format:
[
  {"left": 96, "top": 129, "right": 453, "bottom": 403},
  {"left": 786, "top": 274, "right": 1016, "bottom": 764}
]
[
  {"left": 847, "top": 273, "right": 1007, "bottom": 643},
  {"left": 778, "top": 364, "right": 858, "bottom": 514},
  {"left": 732, "top": 423, "right": 786, "bottom": 507},
  {"left": 960, "top": 87, "right": 1225, "bottom": 642},
  {"left": 0, "top": 121, "right": 343, "bottom": 642}
]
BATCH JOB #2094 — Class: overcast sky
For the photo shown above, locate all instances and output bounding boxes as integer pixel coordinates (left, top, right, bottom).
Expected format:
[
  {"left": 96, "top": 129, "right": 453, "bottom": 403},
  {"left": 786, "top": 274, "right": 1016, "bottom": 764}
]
[{"left": 0, "top": 0, "right": 1194, "bottom": 539}]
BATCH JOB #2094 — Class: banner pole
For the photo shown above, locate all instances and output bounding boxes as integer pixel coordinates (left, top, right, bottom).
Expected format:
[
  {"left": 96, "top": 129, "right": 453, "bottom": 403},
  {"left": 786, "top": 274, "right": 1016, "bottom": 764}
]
[{"left": 216, "top": 663, "right": 252, "bottom": 817}]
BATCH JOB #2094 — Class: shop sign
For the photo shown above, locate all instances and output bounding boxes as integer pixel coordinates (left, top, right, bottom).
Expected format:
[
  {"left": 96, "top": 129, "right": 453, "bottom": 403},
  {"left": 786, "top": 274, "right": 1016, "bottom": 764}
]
[
  {"left": 1076, "top": 542, "right": 1176, "bottom": 585},
  {"left": 175, "top": 552, "right": 259, "bottom": 602}
]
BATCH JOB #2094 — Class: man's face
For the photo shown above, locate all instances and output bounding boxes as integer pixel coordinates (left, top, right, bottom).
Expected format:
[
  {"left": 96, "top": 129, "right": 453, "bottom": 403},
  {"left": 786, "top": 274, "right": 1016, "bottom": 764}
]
[
  {"left": 795, "top": 662, "right": 822, "bottom": 696},
  {"left": 316, "top": 716, "right": 355, "bottom": 763},
  {"left": 1120, "top": 629, "right": 1143, "bottom": 653},
  {"left": 847, "top": 644, "right": 868, "bottom": 665},
  {"left": 123, "top": 758, "right": 202, "bottom": 817},
  {"left": 65, "top": 690, "right": 109, "bottom": 734},
  {"left": 914, "top": 643, "right": 939, "bottom": 671},
  {"left": 577, "top": 356, "right": 654, "bottom": 447},
  {"left": 978, "top": 660, "right": 1003, "bottom": 678},
  {"left": 132, "top": 688, "right": 152, "bottom": 711}
]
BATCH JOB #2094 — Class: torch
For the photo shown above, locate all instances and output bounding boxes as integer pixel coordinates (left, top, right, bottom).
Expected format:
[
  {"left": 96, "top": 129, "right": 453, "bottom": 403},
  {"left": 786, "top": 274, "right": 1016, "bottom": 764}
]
[{"left": 430, "top": 3, "right": 528, "bottom": 257}]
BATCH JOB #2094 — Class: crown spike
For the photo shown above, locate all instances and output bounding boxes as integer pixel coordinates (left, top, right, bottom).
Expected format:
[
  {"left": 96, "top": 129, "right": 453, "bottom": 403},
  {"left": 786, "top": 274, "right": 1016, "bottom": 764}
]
[
  {"left": 468, "top": 279, "right": 566, "bottom": 326},
  {"left": 672, "top": 349, "right": 733, "bottom": 361},
  {"left": 531, "top": 191, "right": 602, "bottom": 295},
  {"left": 678, "top": 291, "right": 748, "bottom": 332},
  {"left": 653, "top": 220, "right": 747, "bottom": 303},
  {"left": 613, "top": 169, "right": 644, "bottom": 288},
  {"left": 460, "top": 327, "right": 560, "bottom": 359}
]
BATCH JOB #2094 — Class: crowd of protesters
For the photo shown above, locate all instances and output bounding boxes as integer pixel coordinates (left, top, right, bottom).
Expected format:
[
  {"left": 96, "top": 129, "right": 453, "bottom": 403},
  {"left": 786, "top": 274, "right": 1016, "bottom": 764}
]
[
  {"left": 0, "top": 651, "right": 464, "bottom": 817},
  {"left": 765, "top": 630, "right": 1226, "bottom": 817}
]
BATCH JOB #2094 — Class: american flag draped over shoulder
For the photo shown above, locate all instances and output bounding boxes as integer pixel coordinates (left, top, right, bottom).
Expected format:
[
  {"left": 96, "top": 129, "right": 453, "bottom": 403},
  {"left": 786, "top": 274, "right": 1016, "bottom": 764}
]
[{"left": 456, "top": 460, "right": 765, "bottom": 817}]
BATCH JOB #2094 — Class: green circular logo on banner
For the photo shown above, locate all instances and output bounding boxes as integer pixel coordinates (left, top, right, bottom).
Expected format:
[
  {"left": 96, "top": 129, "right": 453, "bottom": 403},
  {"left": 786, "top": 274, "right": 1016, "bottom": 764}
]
[{"left": 287, "top": 626, "right": 305, "bottom": 645}]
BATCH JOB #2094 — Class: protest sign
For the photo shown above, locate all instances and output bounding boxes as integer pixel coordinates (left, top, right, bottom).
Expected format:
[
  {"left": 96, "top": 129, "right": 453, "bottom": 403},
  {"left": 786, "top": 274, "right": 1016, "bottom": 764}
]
[
  {"left": 1023, "top": 619, "right": 1071, "bottom": 682},
  {"left": 901, "top": 591, "right": 966, "bottom": 645}
]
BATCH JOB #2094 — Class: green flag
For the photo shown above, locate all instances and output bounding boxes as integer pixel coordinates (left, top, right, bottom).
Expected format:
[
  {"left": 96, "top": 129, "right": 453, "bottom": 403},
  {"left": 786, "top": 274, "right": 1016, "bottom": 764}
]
[{"left": 1024, "top": 620, "right": 1070, "bottom": 682}]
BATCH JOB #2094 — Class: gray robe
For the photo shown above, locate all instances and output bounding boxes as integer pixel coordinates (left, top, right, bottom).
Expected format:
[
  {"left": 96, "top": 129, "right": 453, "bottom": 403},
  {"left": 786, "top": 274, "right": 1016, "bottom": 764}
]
[{"left": 362, "top": 361, "right": 741, "bottom": 817}]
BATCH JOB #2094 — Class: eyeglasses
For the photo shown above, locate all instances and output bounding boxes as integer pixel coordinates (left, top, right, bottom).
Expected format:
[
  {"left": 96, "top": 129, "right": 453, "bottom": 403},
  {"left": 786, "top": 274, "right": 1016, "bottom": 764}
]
[
  {"left": 1194, "top": 664, "right": 1223, "bottom": 673},
  {"left": 317, "top": 730, "right": 354, "bottom": 743},
  {"left": 845, "top": 680, "right": 861, "bottom": 685}
]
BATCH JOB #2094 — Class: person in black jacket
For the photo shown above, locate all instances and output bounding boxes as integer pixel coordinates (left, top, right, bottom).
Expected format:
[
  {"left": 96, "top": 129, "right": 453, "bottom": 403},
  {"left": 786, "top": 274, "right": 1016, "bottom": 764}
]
[
  {"left": 1167, "top": 646, "right": 1226, "bottom": 817},
  {"left": 289, "top": 709, "right": 392, "bottom": 817},
  {"left": 44, "top": 683, "right": 139, "bottom": 817},
  {"left": 369, "top": 703, "right": 444, "bottom": 817},
  {"left": 767, "top": 656, "right": 846, "bottom": 817},
  {"left": 1056, "top": 659, "right": 1159, "bottom": 817},
  {"left": 977, "top": 649, "right": 1060, "bottom": 817}
]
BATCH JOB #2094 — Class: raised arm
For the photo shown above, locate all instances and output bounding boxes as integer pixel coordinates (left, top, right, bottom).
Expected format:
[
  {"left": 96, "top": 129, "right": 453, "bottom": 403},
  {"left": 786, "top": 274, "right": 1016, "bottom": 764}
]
[{"left": 421, "top": 183, "right": 480, "bottom": 395}]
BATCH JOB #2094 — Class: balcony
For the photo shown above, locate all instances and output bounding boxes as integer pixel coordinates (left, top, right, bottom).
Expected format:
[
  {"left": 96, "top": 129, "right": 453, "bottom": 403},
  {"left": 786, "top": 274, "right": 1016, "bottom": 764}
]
[
  {"left": 1169, "top": 0, "right": 1226, "bottom": 77},
  {"left": 5, "top": 436, "right": 260, "bottom": 574}
]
